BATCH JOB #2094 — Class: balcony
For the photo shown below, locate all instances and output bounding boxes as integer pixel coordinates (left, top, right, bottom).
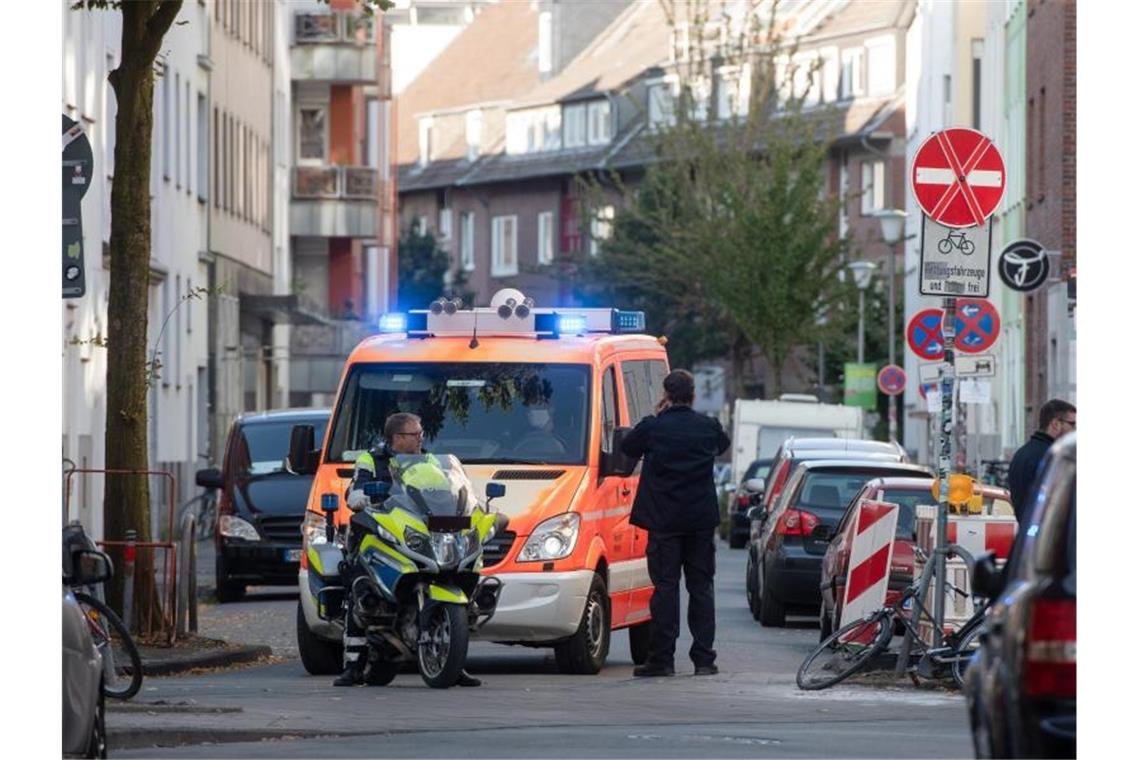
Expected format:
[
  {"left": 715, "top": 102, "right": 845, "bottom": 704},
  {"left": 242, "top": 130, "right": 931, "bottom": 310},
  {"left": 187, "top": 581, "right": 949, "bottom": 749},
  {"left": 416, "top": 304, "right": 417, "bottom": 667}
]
[
  {"left": 291, "top": 166, "right": 389, "bottom": 238},
  {"left": 291, "top": 11, "right": 378, "bottom": 84}
]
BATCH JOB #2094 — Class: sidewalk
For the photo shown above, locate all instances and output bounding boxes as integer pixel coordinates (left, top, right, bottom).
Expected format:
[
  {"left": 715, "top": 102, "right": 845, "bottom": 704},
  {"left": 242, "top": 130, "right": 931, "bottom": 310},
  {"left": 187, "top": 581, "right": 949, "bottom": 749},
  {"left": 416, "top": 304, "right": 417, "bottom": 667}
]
[{"left": 136, "top": 634, "right": 273, "bottom": 677}]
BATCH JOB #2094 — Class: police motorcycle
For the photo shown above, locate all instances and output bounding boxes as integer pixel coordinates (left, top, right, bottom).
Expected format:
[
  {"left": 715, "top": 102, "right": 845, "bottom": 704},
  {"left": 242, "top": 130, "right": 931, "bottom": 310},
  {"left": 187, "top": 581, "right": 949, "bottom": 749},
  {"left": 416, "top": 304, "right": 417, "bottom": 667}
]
[{"left": 306, "top": 453, "right": 507, "bottom": 688}]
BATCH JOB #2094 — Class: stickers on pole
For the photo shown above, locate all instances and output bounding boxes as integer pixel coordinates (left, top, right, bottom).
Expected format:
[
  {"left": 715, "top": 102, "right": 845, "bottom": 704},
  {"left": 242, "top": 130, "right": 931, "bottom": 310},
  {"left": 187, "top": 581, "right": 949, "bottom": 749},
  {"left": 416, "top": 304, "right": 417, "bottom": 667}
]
[
  {"left": 919, "top": 216, "right": 992, "bottom": 297},
  {"left": 911, "top": 128, "right": 1006, "bottom": 228},
  {"left": 997, "top": 239, "right": 1050, "bottom": 293}
]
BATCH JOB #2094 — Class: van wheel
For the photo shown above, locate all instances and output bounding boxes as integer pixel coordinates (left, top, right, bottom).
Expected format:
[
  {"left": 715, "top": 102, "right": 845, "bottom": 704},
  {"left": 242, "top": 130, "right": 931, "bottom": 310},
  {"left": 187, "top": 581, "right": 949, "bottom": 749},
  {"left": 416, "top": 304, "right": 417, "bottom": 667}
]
[
  {"left": 85, "top": 682, "right": 107, "bottom": 758},
  {"left": 628, "top": 621, "right": 651, "bottom": 666},
  {"left": 757, "top": 563, "right": 785, "bottom": 628},
  {"left": 215, "top": 556, "right": 245, "bottom": 603},
  {"left": 554, "top": 573, "right": 610, "bottom": 675},
  {"left": 296, "top": 601, "right": 343, "bottom": 675}
]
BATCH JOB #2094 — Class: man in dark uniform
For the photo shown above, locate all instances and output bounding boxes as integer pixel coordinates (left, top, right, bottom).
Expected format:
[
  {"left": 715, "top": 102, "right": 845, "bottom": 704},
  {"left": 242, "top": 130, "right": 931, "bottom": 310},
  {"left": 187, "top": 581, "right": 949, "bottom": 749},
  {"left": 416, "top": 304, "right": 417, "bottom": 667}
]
[
  {"left": 1007, "top": 399, "right": 1075, "bottom": 523},
  {"left": 621, "top": 369, "right": 730, "bottom": 677},
  {"left": 333, "top": 412, "right": 481, "bottom": 687}
]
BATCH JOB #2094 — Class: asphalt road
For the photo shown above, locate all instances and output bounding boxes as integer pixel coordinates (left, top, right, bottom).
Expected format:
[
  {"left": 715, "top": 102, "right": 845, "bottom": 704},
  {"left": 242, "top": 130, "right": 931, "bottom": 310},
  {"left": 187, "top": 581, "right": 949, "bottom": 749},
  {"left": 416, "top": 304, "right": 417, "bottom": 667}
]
[{"left": 113, "top": 539, "right": 974, "bottom": 758}]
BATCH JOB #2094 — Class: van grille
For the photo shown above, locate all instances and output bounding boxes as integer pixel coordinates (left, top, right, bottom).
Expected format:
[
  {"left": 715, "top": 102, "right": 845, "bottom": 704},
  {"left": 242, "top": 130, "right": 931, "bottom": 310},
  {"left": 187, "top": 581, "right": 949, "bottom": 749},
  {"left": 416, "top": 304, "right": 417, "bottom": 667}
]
[
  {"left": 490, "top": 469, "right": 565, "bottom": 481},
  {"left": 482, "top": 531, "right": 516, "bottom": 568},
  {"left": 258, "top": 515, "right": 304, "bottom": 545}
]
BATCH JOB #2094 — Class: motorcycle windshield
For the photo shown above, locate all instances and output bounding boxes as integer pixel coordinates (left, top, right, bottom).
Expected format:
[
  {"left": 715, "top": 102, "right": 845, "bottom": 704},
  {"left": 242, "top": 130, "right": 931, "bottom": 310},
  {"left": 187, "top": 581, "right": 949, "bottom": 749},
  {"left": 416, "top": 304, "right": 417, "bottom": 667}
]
[{"left": 385, "top": 453, "right": 475, "bottom": 518}]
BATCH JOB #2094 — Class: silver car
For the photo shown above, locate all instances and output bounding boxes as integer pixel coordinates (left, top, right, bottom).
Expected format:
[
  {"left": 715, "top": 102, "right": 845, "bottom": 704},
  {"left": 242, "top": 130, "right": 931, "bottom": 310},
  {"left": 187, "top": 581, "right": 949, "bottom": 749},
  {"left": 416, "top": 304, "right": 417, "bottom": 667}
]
[{"left": 63, "top": 568, "right": 109, "bottom": 757}]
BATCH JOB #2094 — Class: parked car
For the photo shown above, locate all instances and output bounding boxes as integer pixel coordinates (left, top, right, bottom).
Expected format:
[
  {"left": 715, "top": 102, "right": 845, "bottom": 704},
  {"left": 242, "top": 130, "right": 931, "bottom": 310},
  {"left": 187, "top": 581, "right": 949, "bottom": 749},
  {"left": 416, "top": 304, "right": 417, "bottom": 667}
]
[
  {"left": 965, "top": 433, "right": 1075, "bottom": 758},
  {"left": 760, "top": 437, "right": 909, "bottom": 516},
  {"left": 197, "top": 408, "right": 330, "bottom": 602},
  {"left": 819, "top": 476, "right": 1013, "bottom": 640},
  {"left": 62, "top": 532, "right": 113, "bottom": 758},
  {"left": 746, "top": 458, "right": 931, "bottom": 627},
  {"left": 728, "top": 458, "right": 773, "bottom": 549}
]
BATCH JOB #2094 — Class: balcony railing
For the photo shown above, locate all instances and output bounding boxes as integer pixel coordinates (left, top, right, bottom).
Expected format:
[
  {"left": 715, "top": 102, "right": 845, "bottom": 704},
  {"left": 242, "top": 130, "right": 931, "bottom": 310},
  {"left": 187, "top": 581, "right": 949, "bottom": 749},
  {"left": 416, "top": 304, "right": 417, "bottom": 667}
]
[
  {"left": 293, "top": 166, "right": 380, "bottom": 200},
  {"left": 294, "top": 11, "right": 375, "bottom": 46}
]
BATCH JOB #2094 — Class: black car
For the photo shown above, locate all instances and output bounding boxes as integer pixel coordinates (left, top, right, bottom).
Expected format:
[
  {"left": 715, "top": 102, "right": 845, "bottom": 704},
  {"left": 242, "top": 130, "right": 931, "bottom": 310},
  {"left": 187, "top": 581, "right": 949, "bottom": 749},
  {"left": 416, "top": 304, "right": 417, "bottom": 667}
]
[
  {"left": 965, "top": 433, "right": 1075, "bottom": 758},
  {"left": 728, "top": 458, "right": 772, "bottom": 549},
  {"left": 197, "top": 408, "right": 330, "bottom": 602},
  {"left": 746, "top": 458, "right": 931, "bottom": 627}
]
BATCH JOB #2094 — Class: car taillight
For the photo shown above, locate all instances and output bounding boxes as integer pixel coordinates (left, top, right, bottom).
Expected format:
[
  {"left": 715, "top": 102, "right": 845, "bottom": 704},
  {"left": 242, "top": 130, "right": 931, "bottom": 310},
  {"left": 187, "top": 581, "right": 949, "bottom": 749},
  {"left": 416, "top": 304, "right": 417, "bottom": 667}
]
[
  {"left": 737, "top": 493, "right": 751, "bottom": 511},
  {"left": 776, "top": 508, "right": 820, "bottom": 537},
  {"left": 1024, "top": 597, "right": 1076, "bottom": 699}
]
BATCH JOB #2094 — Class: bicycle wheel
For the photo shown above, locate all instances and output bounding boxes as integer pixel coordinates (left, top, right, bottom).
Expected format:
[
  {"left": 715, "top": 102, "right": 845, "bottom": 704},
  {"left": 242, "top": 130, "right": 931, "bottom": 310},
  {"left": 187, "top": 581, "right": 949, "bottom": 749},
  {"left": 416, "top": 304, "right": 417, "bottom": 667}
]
[
  {"left": 796, "top": 612, "right": 893, "bottom": 691},
  {"left": 74, "top": 592, "right": 143, "bottom": 700},
  {"left": 950, "top": 618, "right": 986, "bottom": 689}
]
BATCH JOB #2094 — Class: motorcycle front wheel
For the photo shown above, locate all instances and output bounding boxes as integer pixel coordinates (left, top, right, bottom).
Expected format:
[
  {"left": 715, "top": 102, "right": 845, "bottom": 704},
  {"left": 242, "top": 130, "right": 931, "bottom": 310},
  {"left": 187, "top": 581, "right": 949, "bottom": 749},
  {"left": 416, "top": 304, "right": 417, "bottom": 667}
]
[{"left": 418, "top": 603, "right": 469, "bottom": 689}]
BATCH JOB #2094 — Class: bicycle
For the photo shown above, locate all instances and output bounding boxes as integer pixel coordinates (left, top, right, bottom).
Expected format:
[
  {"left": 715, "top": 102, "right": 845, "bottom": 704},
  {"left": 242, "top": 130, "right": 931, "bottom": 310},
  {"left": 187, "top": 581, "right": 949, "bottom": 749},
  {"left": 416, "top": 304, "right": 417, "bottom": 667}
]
[
  {"left": 937, "top": 230, "right": 975, "bottom": 256},
  {"left": 73, "top": 590, "right": 145, "bottom": 700},
  {"left": 796, "top": 544, "right": 988, "bottom": 691}
]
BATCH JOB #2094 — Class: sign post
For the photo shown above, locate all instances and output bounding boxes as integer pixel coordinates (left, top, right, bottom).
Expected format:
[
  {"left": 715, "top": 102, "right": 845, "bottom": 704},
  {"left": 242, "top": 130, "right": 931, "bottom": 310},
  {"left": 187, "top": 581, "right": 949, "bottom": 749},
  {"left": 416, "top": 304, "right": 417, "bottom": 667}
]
[{"left": 903, "top": 128, "right": 1005, "bottom": 664}]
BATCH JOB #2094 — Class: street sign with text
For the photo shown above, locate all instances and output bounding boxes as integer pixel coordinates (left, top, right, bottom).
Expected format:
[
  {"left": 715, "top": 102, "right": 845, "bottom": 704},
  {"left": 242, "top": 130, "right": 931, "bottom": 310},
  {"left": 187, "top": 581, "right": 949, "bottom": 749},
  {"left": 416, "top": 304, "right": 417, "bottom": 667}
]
[
  {"left": 919, "top": 215, "right": 992, "bottom": 297},
  {"left": 911, "top": 128, "right": 1006, "bottom": 228},
  {"left": 919, "top": 353, "right": 997, "bottom": 383}
]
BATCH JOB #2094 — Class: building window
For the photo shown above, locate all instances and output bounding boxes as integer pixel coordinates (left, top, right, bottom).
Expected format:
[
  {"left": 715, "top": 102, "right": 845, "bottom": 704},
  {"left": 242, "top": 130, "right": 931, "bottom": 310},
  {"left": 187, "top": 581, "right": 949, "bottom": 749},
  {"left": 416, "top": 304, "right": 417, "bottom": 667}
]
[
  {"left": 538, "top": 11, "right": 552, "bottom": 74},
  {"left": 184, "top": 81, "right": 191, "bottom": 195},
  {"left": 460, "top": 211, "right": 475, "bottom": 271},
  {"left": 414, "top": 215, "right": 428, "bottom": 236},
  {"left": 162, "top": 64, "right": 170, "bottom": 179},
  {"left": 213, "top": 107, "right": 219, "bottom": 207},
  {"left": 860, "top": 161, "right": 885, "bottom": 215},
  {"left": 865, "top": 35, "right": 895, "bottom": 96},
  {"left": 943, "top": 74, "right": 953, "bottom": 125},
  {"left": 717, "top": 66, "right": 752, "bottom": 119},
  {"left": 418, "top": 116, "right": 433, "bottom": 167},
  {"left": 838, "top": 160, "right": 849, "bottom": 238},
  {"left": 563, "top": 103, "right": 586, "bottom": 148},
  {"left": 174, "top": 72, "right": 181, "bottom": 189},
  {"left": 587, "top": 100, "right": 610, "bottom": 145},
  {"left": 971, "top": 39, "right": 983, "bottom": 130},
  {"left": 465, "top": 109, "right": 482, "bottom": 161},
  {"left": 589, "top": 205, "right": 614, "bottom": 257},
  {"left": 197, "top": 94, "right": 208, "bottom": 202},
  {"left": 506, "top": 107, "right": 561, "bottom": 155},
  {"left": 820, "top": 47, "right": 839, "bottom": 102},
  {"left": 647, "top": 80, "right": 677, "bottom": 129},
  {"left": 537, "top": 211, "right": 554, "bottom": 265},
  {"left": 439, "top": 207, "right": 452, "bottom": 241},
  {"left": 298, "top": 107, "right": 326, "bottom": 164},
  {"left": 840, "top": 48, "right": 864, "bottom": 99},
  {"left": 491, "top": 215, "right": 518, "bottom": 276}
]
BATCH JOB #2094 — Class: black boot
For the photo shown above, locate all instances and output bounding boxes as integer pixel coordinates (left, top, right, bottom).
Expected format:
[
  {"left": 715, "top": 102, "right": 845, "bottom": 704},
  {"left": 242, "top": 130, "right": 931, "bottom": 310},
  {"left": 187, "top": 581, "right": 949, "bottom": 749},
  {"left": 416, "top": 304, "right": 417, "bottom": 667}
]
[
  {"left": 456, "top": 669, "right": 482, "bottom": 687},
  {"left": 333, "top": 662, "right": 364, "bottom": 687},
  {"left": 633, "top": 662, "right": 675, "bottom": 678}
]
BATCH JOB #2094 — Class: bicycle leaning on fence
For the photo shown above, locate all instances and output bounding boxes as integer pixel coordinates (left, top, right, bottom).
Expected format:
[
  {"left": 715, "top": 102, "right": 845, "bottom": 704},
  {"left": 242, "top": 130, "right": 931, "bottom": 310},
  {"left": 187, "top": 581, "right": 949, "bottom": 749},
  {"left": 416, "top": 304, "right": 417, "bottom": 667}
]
[
  {"left": 796, "top": 544, "right": 990, "bottom": 691},
  {"left": 64, "top": 522, "right": 144, "bottom": 700}
]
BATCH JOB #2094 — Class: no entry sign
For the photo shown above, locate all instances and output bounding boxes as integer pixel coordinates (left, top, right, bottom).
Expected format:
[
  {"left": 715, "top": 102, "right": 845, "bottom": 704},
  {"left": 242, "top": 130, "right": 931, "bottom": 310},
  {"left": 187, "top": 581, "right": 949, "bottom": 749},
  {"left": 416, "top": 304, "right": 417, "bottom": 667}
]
[
  {"left": 877, "top": 364, "right": 906, "bottom": 397},
  {"left": 911, "top": 128, "right": 1005, "bottom": 228}
]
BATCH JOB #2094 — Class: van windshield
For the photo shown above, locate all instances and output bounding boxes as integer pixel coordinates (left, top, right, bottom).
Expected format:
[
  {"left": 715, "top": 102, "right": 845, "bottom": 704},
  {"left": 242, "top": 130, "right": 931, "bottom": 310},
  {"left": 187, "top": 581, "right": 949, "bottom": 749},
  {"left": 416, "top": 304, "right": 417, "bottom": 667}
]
[
  {"left": 326, "top": 363, "right": 590, "bottom": 466},
  {"left": 238, "top": 419, "right": 328, "bottom": 477}
]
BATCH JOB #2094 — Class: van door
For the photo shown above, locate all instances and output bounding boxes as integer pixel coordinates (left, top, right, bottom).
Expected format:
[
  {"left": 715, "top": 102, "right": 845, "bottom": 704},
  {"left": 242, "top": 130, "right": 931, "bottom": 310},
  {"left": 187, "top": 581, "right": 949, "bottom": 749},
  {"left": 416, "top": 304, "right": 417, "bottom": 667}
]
[{"left": 596, "top": 363, "right": 634, "bottom": 624}]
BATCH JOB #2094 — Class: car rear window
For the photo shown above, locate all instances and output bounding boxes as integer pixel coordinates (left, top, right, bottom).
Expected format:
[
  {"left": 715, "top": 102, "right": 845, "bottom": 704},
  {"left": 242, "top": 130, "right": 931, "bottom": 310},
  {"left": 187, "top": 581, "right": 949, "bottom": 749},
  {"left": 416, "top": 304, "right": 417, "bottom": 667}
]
[{"left": 798, "top": 471, "right": 890, "bottom": 510}]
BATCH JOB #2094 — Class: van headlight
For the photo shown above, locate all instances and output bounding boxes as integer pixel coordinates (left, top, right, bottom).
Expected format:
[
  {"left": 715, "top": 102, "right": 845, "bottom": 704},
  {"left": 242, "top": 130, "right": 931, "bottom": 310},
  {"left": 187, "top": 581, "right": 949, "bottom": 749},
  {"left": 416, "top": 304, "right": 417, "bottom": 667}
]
[
  {"left": 302, "top": 512, "right": 327, "bottom": 546},
  {"left": 219, "top": 515, "right": 260, "bottom": 542},
  {"left": 518, "top": 513, "right": 579, "bottom": 562}
]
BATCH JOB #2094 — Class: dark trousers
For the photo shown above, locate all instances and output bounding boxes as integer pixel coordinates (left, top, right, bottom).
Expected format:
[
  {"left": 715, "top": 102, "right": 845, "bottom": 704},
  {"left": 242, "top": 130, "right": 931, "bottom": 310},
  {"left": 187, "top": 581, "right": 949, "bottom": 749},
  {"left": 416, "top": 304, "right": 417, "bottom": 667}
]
[{"left": 645, "top": 529, "right": 717, "bottom": 668}]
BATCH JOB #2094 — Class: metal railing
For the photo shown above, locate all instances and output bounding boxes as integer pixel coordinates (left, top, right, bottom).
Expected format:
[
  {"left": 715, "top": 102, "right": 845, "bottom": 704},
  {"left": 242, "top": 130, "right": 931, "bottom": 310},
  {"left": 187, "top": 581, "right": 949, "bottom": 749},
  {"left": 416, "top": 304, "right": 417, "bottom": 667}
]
[
  {"left": 294, "top": 11, "right": 375, "bottom": 46},
  {"left": 292, "top": 166, "right": 381, "bottom": 200}
]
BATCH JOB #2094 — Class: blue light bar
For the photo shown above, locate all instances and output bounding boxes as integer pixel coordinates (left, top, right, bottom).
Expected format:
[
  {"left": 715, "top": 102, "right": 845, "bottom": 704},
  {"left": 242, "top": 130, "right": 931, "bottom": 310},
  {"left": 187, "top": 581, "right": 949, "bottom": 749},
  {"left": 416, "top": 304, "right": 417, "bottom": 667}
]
[
  {"left": 557, "top": 314, "right": 587, "bottom": 336},
  {"left": 612, "top": 309, "right": 646, "bottom": 333},
  {"left": 378, "top": 313, "right": 407, "bottom": 333}
]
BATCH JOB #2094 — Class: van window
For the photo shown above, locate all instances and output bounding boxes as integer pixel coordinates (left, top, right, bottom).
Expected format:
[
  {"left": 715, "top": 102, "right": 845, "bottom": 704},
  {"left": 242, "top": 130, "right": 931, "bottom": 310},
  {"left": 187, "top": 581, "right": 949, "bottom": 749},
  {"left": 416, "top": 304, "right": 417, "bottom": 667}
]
[
  {"left": 326, "top": 363, "right": 590, "bottom": 466},
  {"left": 622, "top": 359, "right": 667, "bottom": 422},
  {"left": 236, "top": 419, "right": 328, "bottom": 477},
  {"left": 601, "top": 366, "right": 618, "bottom": 454}
]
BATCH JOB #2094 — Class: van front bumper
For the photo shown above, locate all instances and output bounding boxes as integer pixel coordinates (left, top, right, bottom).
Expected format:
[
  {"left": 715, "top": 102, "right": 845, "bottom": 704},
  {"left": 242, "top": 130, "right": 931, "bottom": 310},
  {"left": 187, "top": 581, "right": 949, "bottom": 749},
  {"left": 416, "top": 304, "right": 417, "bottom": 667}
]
[{"left": 473, "top": 569, "right": 593, "bottom": 642}]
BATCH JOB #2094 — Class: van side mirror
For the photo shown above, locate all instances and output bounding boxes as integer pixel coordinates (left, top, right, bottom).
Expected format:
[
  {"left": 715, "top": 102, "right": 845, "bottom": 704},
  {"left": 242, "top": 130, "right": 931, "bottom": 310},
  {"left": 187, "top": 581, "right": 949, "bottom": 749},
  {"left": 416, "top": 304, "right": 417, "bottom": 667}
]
[
  {"left": 971, "top": 551, "right": 1003, "bottom": 599},
  {"left": 72, "top": 549, "right": 113, "bottom": 586},
  {"left": 196, "top": 467, "right": 224, "bottom": 490},
  {"left": 286, "top": 425, "right": 319, "bottom": 475},
  {"left": 603, "top": 427, "right": 637, "bottom": 478},
  {"left": 485, "top": 482, "right": 506, "bottom": 500}
]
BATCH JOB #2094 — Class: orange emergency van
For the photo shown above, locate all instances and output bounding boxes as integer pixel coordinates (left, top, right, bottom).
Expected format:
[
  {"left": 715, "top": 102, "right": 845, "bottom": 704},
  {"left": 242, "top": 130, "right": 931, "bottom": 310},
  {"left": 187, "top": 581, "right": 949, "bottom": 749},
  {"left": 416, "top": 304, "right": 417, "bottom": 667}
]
[{"left": 292, "top": 290, "right": 667, "bottom": 674}]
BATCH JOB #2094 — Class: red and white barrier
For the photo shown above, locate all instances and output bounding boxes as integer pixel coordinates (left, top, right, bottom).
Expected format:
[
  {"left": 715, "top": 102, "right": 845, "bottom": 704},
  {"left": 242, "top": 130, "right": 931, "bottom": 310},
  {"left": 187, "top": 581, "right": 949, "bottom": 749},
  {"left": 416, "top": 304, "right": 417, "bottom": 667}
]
[{"left": 839, "top": 500, "right": 900, "bottom": 640}]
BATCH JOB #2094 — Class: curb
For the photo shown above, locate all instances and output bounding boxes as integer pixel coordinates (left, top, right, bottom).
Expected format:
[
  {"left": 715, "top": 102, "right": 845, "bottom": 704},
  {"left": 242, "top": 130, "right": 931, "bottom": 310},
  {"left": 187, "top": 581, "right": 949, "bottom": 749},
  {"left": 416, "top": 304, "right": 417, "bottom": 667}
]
[
  {"left": 140, "top": 644, "right": 273, "bottom": 676},
  {"left": 107, "top": 727, "right": 361, "bottom": 752}
]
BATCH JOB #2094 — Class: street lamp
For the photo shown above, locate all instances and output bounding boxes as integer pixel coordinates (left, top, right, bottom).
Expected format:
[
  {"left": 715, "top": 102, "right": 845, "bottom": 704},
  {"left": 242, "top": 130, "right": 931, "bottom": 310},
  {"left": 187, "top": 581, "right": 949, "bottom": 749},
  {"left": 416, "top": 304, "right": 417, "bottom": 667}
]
[
  {"left": 847, "top": 260, "right": 876, "bottom": 364},
  {"left": 875, "top": 208, "right": 907, "bottom": 443}
]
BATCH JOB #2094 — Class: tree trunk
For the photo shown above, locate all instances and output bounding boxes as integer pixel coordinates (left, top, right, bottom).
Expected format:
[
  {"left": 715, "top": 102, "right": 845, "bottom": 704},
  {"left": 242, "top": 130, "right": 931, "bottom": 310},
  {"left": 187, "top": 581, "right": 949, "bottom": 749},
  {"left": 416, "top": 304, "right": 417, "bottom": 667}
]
[{"left": 100, "top": 0, "right": 182, "bottom": 632}]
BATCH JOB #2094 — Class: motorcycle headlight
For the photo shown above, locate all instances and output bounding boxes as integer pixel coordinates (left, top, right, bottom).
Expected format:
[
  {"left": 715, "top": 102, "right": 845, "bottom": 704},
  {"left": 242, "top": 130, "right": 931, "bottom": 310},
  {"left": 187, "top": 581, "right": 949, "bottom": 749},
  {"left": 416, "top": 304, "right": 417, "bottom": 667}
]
[
  {"left": 404, "top": 526, "right": 431, "bottom": 556},
  {"left": 430, "top": 532, "right": 464, "bottom": 567},
  {"left": 219, "top": 515, "right": 260, "bottom": 542},
  {"left": 302, "top": 512, "right": 327, "bottom": 546},
  {"left": 518, "top": 513, "right": 579, "bottom": 562}
]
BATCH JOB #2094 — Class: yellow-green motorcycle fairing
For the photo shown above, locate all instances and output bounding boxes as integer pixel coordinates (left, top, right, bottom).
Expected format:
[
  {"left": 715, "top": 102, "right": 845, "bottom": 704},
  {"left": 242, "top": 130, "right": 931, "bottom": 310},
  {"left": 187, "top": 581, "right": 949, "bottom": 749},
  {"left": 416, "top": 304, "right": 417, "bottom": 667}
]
[{"left": 427, "top": 583, "right": 468, "bottom": 604}]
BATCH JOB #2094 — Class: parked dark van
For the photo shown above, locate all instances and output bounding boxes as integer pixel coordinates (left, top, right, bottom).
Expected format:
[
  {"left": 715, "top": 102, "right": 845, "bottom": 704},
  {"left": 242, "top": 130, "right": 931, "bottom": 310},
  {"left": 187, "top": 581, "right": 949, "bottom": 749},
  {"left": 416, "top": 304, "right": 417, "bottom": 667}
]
[{"left": 197, "top": 409, "right": 329, "bottom": 602}]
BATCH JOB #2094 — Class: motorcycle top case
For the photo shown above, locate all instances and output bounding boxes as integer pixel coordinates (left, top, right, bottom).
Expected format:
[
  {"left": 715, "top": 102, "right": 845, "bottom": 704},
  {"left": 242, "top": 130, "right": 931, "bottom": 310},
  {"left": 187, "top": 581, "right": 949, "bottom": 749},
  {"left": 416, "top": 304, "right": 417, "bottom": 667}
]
[{"left": 306, "top": 543, "right": 346, "bottom": 620}]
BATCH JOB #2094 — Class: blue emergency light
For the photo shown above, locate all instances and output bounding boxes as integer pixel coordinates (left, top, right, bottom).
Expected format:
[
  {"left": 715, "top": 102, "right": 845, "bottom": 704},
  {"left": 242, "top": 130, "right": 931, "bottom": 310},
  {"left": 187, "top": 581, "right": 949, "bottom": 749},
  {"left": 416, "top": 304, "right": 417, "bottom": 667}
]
[
  {"left": 320, "top": 493, "right": 339, "bottom": 512},
  {"left": 378, "top": 313, "right": 407, "bottom": 333},
  {"left": 556, "top": 314, "right": 588, "bottom": 336},
  {"left": 611, "top": 309, "right": 646, "bottom": 333}
]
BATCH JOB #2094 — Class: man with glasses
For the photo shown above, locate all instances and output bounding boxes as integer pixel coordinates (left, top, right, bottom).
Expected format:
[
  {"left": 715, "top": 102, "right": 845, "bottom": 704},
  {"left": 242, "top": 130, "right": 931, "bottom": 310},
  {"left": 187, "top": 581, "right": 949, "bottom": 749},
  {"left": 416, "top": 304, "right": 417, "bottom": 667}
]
[
  {"left": 336, "top": 413, "right": 482, "bottom": 687},
  {"left": 1008, "top": 399, "right": 1076, "bottom": 524}
]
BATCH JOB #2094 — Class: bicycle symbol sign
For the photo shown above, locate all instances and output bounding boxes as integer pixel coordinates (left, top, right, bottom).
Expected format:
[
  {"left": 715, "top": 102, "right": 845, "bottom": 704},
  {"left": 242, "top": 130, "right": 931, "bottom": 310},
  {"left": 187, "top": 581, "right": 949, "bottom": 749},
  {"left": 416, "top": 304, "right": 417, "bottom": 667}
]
[
  {"left": 919, "top": 215, "right": 992, "bottom": 298},
  {"left": 953, "top": 298, "right": 1001, "bottom": 353}
]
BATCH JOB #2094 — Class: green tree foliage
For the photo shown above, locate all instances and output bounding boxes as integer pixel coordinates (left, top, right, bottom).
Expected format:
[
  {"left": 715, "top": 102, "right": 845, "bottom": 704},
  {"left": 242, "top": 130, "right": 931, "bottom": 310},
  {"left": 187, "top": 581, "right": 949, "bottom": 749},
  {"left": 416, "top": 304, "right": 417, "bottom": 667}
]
[
  {"left": 575, "top": 0, "right": 856, "bottom": 396},
  {"left": 397, "top": 222, "right": 475, "bottom": 311}
]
